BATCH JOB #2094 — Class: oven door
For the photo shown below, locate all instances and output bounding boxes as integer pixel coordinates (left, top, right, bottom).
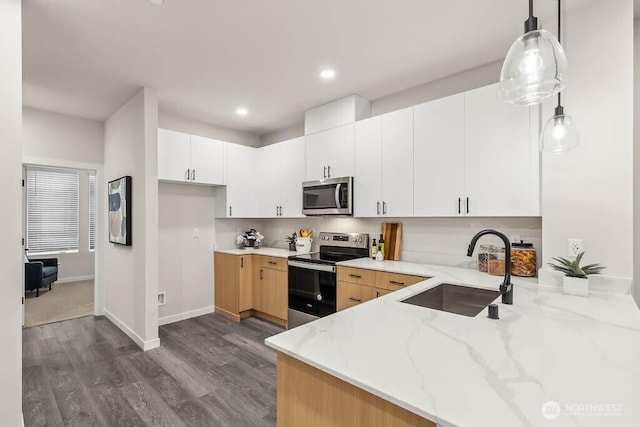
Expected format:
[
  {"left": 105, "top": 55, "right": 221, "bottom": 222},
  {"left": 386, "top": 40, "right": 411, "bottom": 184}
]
[
  {"left": 288, "top": 260, "right": 337, "bottom": 318},
  {"left": 302, "top": 177, "right": 353, "bottom": 216}
]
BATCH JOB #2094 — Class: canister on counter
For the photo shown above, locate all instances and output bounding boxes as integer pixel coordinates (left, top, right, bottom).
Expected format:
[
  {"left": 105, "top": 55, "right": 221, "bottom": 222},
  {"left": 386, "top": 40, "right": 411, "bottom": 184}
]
[
  {"left": 511, "top": 241, "right": 537, "bottom": 277},
  {"left": 488, "top": 246, "right": 506, "bottom": 276},
  {"left": 477, "top": 244, "right": 494, "bottom": 272}
]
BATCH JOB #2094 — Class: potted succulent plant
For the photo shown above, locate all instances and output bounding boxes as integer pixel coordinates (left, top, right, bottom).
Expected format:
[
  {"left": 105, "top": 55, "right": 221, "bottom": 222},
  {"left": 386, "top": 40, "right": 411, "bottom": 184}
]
[
  {"left": 548, "top": 252, "right": 605, "bottom": 297},
  {"left": 285, "top": 232, "right": 297, "bottom": 252}
]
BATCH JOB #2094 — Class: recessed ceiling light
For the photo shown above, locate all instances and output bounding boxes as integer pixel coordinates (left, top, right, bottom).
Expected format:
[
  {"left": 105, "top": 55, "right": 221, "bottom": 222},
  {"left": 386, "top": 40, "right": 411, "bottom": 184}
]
[
  {"left": 236, "top": 107, "right": 248, "bottom": 116},
  {"left": 149, "top": 0, "right": 164, "bottom": 5},
  {"left": 320, "top": 69, "right": 336, "bottom": 80}
]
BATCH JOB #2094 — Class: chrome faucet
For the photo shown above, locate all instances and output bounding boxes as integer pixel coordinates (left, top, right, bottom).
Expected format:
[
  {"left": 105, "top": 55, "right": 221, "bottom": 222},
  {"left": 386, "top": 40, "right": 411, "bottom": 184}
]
[{"left": 466, "top": 229, "right": 513, "bottom": 305}]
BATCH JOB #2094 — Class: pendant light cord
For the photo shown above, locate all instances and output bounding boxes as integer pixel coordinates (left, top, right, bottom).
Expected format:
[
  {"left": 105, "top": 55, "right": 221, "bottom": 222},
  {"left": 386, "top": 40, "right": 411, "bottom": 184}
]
[
  {"left": 529, "top": 0, "right": 534, "bottom": 18},
  {"left": 556, "top": 0, "right": 562, "bottom": 110}
]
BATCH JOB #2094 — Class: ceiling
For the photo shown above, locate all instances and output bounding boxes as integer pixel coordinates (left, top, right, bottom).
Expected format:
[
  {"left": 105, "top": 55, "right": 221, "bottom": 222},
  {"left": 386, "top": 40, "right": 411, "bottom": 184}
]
[{"left": 23, "top": 0, "right": 589, "bottom": 135}]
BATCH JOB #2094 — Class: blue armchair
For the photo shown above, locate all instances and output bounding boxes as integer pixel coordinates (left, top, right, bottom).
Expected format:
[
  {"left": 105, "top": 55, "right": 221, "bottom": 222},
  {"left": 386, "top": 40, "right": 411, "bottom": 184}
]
[{"left": 25, "top": 257, "right": 58, "bottom": 297}]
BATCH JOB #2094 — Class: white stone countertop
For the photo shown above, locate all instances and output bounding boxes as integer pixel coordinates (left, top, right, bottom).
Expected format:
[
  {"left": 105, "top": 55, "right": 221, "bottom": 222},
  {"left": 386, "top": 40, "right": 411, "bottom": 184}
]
[
  {"left": 265, "top": 259, "right": 640, "bottom": 426},
  {"left": 215, "top": 247, "right": 297, "bottom": 258}
]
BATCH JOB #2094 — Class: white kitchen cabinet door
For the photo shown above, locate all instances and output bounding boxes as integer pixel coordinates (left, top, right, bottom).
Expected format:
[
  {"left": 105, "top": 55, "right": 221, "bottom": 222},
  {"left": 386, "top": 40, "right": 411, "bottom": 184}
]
[
  {"left": 354, "top": 116, "right": 382, "bottom": 217},
  {"left": 413, "top": 94, "right": 465, "bottom": 216},
  {"left": 254, "top": 144, "right": 281, "bottom": 218},
  {"left": 190, "top": 135, "right": 224, "bottom": 185},
  {"left": 305, "top": 123, "right": 355, "bottom": 181},
  {"left": 381, "top": 108, "right": 414, "bottom": 217},
  {"left": 225, "top": 143, "right": 256, "bottom": 218},
  {"left": 464, "top": 84, "right": 537, "bottom": 216},
  {"left": 278, "top": 137, "right": 306, "bottom": 218},
  {"left": 158, "top": 129, "right": 190, "bottom": 182}
]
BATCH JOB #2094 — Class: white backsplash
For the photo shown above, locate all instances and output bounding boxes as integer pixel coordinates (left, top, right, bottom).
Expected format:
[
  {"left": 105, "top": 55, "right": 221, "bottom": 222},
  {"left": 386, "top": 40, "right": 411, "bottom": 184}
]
[{"left": 226, "top": 216, "right": 543, "bottom": 269}]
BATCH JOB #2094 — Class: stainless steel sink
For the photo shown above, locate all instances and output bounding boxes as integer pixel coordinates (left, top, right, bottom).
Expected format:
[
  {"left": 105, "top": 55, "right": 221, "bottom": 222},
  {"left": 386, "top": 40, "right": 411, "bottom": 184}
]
[{"left": 401, "top": 283, "right": 500, "bottom": 317}]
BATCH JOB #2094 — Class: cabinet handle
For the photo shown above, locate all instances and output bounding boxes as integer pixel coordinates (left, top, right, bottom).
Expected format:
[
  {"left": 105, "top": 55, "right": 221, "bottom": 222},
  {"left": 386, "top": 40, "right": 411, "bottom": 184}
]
[
  {"left": 186, "top": 169, "right": 190, "bottom": 181},
  {"left": 276, "top": 206, "right": 279, "bottom": 216},
  {"left": 466, "top": 197, "right": 470, "bottom": 214},
  {"left": 241, "top": 257, "right": 244, "bottom": 268},
  {"left": 268, "top": 261, "right": 277, "bottom": 265},
  {"left": 348, "top": 274, "right": 362, "bottom": 278},
  {"left": 389, "top": 280, "right": 405, "bottom": 286},
  {"left": 229, "top": 206, "right": 232, "bottom": 217},
  {"left": 458, "top": 197, "right": 461, "bottom": 215},
  {"left": 323, "top": 166, "right": 327, "bottom": 179},
  {"left": 376, "top": 291, "right": 380, "bottom": 298},
  {"left": 377, "top": 201, "right": 381, "bottom": 215},
  {"left": 260, "top": 269, "right": 263, "bottom": 280},
  {"left": 279, "top": 206, "right": 282, "bottom": 216},
  {"left": 382, "top": 201, "right": 387, "bottom": 215},
  {"left": 327, "top": 165, "right": 331, "bottom": 178},
  {"left": 192, "top": 169, "right": 196, "bottom": 181},
  {"left": 348, "top": 297, "right": 362, "bottom": 302}
]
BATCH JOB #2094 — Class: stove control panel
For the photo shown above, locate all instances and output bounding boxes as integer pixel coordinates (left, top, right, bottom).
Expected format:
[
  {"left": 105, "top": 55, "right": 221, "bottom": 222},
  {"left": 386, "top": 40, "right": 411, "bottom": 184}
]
[{"left": 318, "top": 232, "right": 369, "bottom": 249}]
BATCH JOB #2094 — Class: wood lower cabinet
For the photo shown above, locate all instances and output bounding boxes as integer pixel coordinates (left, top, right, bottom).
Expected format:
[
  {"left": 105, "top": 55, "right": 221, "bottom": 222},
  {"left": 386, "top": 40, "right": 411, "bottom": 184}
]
[
  {"left": 214, "top": 252, "right": 287, "bottom": 326},
  {"left": 337, "top": 281, "right": 377, "bottom": 311},
  {"left": 336, "top": 266, "right": 429, "bottom": 311}
]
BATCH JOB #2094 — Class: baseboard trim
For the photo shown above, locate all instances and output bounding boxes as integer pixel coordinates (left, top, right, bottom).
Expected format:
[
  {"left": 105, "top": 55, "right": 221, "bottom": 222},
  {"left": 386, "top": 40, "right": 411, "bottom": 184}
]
[
  {"left": 57, "top": 275, "right": 95, "bottom": 284},
  {"left": 104, "top": 309, "right": 160, "bottom": 351},
  {"left": 158, "top": 306, "right": 215, "bottom": 326}
]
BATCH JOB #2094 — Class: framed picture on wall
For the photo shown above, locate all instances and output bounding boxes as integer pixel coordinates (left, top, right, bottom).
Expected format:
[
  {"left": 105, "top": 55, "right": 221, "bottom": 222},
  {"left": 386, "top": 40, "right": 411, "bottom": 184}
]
[{"left": 108, "top": 175, "right": 132, "bottom": 246}]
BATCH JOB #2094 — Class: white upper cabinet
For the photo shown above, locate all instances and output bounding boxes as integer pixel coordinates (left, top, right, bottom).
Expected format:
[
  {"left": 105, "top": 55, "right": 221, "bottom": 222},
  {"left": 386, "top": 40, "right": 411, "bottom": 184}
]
[
  {"left": 278, "top": 137, "right": 306, "bottom": 218},
  {"left": 414, "top": 93, "right": 465, "bottom": 216},
  {"left": 354, "top": 109, "right": 414, "bottom": 218},
  {"left": 381, "top": 108, "right": 414, "bottom": 217},
  {"left": 224, "top": 143, "right": 256, "bottom": 218},
  {"left": 255, "top": 143, "right": 281, "bottom": 218},
  {"left": 412, "top": 84, "right": 539, "bottom": 217},
  {"left": 305, "top": 123, "right": 355, "bottom": 181},
  {"left": 464, "top": 84, "right": 539, "bottom": 216},
  {"left": 157, "top": 129, "right": 224, "bottom": 185},
  {"left": 190, "top": 135, "right": 224, "bottom": 185},
  {"left": 354, "top": 116, "right": 383, "bottom": 217},
  {"left": 158, "top": 129, "right": 191, "bottom": 182}
]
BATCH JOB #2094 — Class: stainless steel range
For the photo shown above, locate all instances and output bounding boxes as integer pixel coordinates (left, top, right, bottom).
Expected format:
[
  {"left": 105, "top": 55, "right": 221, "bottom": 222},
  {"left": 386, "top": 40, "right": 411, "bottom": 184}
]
[{"left": 287, "top": 232, "right": 369, "bottom": 329}]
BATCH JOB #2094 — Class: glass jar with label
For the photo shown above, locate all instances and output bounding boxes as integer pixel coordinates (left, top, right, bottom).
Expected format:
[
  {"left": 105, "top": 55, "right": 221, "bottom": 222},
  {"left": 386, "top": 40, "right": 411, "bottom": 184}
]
[
  {"left": 511, "top": 241, "right": 537, "bottom": 277},
  {"left": 488, "top": 247, "right": 506, "bottom": 276},
  {"left": 477, "top": 244, "right": 494, "bottom": 273}
]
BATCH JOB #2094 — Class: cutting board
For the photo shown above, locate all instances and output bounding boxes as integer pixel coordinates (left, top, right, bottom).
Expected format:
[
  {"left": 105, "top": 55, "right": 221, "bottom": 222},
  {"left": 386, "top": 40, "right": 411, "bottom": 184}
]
[{"left": 381, "top": 223, "right": 402, "bottom": 260}]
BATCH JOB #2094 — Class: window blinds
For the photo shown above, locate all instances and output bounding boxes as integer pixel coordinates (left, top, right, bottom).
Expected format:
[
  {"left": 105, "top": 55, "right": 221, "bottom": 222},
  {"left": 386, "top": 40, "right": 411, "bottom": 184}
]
[
  {"left": 26, "top": 167, "right": 80, "bottom": 253},
  {"left": 89, "top": 173, "right": 96, "bottom": 250}
]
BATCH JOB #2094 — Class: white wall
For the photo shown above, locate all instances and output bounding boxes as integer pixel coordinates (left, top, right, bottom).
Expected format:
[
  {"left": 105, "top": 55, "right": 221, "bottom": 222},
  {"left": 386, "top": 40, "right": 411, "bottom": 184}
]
[
  {"left": 260, "top": 217, "right": 541, "bottom": 268},
  {"left": 0, "top": 0, "right": 23, "bottom": 424},
  {"left": 104, "top": 88, "right": 159, "bottom": 350},
  {"left": 22, "top": 107, "right": 104, "bottom": 164},
  {"left": 635, "top": 18, "right": 640, "bottom": 305},
  {"left": 22, "top": 108, "right": 104, "bottom": 281},
  {"left": 542, "top": 0, "right": 634, "bottom": 278},
  {"left": 158, "top": 183, "right": 216, "bottom": 323},
  {"left": 159, "top": 110, "right": 261, "bottom": 147}
]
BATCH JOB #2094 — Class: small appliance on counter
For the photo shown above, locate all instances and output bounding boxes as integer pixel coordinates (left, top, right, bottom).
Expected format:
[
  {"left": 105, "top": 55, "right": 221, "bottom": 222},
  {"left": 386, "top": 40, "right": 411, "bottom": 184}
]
[{"left": 287, "top": 232, "right": 369, "bottom": 329}]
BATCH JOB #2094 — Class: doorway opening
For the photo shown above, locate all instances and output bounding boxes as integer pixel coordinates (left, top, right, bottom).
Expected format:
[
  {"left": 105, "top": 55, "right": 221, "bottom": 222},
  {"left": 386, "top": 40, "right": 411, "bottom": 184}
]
[{"left": 22, "top": 164, "right": 97, "bottom": 327}]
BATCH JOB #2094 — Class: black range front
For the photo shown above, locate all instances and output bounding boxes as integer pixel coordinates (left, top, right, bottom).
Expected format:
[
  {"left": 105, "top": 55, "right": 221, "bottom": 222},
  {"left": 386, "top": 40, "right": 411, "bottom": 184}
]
[{"left": 287, "top": 232, "right": 369, "bottom": 329}]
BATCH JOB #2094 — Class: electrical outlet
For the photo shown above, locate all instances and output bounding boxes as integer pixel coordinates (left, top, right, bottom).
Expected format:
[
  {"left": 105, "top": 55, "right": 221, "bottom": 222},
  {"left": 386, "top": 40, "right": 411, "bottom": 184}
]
[
  {"left": 193, "top": 228, "right": 200, "bottom": 238},
  {"left": 568, "top": 239, "right": 583, "bottom": 258},
  {"left": 158, "top": 291, "right": 166, "bottom": 306}
]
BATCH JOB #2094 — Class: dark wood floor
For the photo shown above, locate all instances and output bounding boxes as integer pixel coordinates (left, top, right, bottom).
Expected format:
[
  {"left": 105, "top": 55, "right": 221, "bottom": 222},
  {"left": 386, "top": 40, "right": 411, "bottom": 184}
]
[{"left": 23, "top": 313, "right": 284, "bottom": 426}]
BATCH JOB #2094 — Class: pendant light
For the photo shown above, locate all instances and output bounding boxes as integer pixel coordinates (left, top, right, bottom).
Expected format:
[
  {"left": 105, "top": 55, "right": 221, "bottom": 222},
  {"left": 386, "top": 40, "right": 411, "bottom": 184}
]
[
  {"left": 540, "top": 0, "right": 579, "bottom": 153},
  {"left": 499, "top": 0, "right": 568, "bottom": 106}
]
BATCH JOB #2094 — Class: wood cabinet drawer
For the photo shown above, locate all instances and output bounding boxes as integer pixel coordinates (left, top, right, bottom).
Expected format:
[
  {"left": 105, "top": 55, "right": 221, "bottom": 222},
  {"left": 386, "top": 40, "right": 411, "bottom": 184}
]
[
  {"left": 375, "top": 288, "right": 394, "bottom": 297},
  {"left": 256, "top": 255, "right": 288, "bottom": 271},
  {"left": 337, "top": 281, "right": 377, "bottom": 311},
  {"left": 375, "top": 272, "right": 428, "bottom": 291},
  {"left": 337, "top": 267, "right": 376, "bottom": 286}
]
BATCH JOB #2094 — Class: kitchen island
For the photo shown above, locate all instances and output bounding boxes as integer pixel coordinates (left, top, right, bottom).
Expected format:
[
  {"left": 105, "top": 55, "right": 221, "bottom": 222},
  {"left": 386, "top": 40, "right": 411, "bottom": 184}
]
[{"left": 265, "top": 259, "right": 640, "bottom": 426}]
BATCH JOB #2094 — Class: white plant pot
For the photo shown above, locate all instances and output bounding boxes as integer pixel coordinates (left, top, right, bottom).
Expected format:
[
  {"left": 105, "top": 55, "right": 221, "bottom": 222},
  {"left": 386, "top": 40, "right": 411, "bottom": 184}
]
[
  {"left": 296, "top": 237, "right": 313, "bottom": 253},
  {"left": 563, "top": 276, "right": 589, "bottom": 297}
]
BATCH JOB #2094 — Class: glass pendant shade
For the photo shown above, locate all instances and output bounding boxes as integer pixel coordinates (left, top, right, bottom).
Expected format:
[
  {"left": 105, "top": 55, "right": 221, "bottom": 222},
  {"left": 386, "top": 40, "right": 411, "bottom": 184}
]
[
  {"left": 499, "top": 29, "right": 568, "bottom": 106},
  {"left": 540, "top": 112, "right": 579, "bottom": 154}
]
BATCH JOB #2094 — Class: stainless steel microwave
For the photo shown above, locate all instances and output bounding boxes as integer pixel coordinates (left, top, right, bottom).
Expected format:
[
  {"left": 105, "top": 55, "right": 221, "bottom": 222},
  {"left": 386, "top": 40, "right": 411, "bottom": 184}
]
[{"left": 302, "top": 177, "right": 353, "bottom": 216}]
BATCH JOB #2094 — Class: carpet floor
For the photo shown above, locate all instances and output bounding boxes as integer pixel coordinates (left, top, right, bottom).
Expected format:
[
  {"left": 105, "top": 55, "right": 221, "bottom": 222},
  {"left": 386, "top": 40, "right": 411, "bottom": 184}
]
[{"left": 25, "top": 280, "right": 94, "bottom": 327}]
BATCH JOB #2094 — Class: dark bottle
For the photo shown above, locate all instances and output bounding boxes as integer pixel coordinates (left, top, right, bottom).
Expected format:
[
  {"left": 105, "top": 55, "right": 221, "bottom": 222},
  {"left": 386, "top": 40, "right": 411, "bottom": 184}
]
[
  {"left": 371, "top": 239, "right": 378, "bottom": 259},
  {"left": 378, "top": 234, "right": 385, "bottom": 258}
]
